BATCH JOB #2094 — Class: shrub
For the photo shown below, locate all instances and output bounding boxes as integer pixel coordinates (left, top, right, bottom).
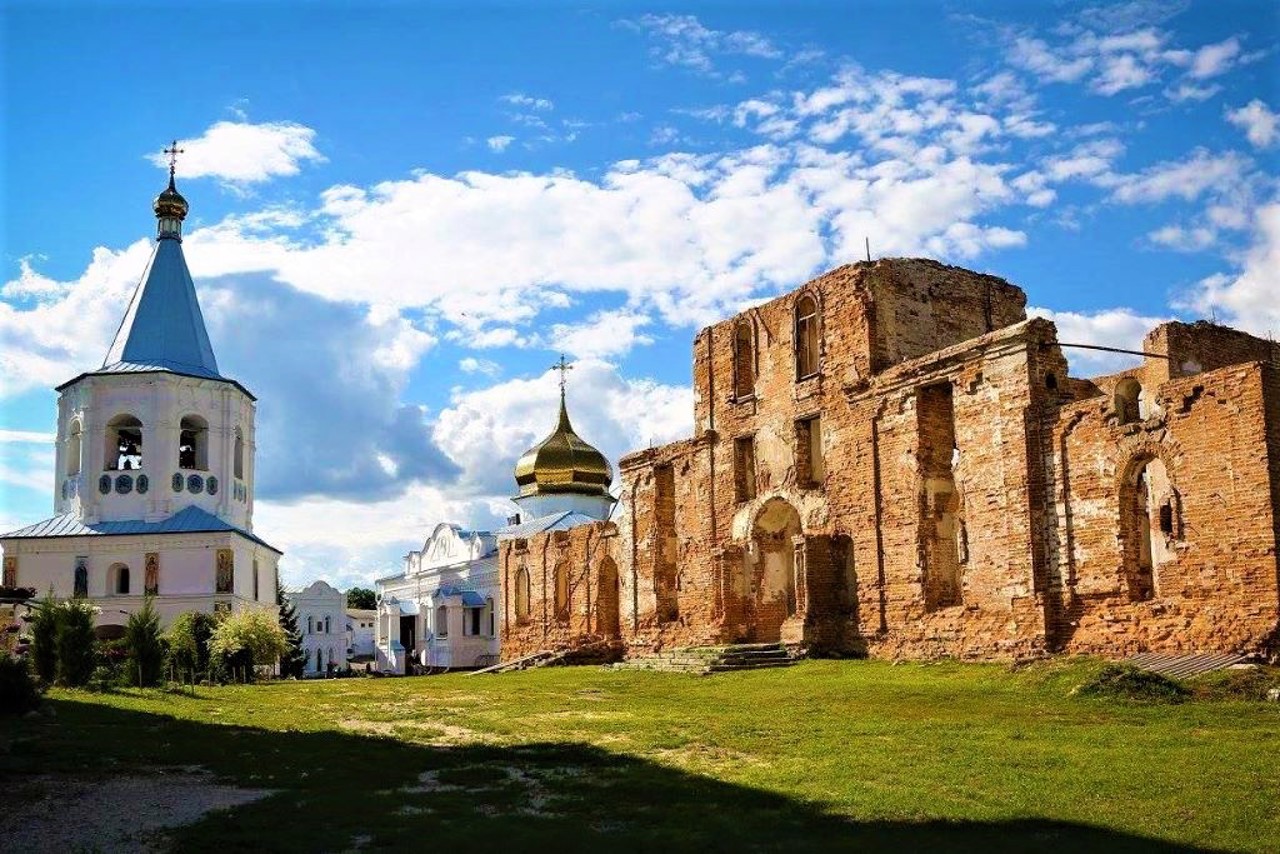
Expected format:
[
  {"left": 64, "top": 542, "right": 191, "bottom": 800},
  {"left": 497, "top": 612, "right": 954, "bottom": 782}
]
[
  {"left": 1189, "top": 667, "right": 1280, "bottom": 702},
  {"left": 210, "top": 608, "right": 287, "bottom": 683},
  {"left": 55, "top": 600, "right": 98, "bottom": 687},
  {"left": 1075, "top": 663, "right": 1190, "bottom": 703},
  {"left": 166, "top": 611, "right": 218, "bottom": 681},
  {"left": 29, "top": 591, "right": 59, "bottom": 684},
  {"left": 123, "top": 597, "right": 165, "bottom": 687},
  {"left": 0, "top": 654, "right": 42, "bottom": 715}
]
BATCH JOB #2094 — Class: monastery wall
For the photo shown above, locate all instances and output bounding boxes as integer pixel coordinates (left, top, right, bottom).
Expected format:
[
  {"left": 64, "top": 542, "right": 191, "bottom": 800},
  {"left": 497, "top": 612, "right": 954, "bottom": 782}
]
[{"left": 498, "top": 521, "right": 628, "bottom": 660}]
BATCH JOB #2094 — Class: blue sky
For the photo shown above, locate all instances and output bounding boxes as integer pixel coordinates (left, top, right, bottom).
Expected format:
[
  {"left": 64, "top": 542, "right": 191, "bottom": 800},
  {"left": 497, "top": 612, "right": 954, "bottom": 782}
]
[{"left": 2, "top": 1, "right": 1277, "bottom": 590}]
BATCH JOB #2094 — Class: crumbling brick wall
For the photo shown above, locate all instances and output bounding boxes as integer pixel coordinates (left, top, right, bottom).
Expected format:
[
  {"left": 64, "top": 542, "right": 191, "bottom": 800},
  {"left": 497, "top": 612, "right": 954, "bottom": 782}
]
[
  {"left": 502, "top": 261, "right": 1280, "bottom": 663},
  {"left": 1044, "top": 350, "right": 1280, "bottom": 657}
]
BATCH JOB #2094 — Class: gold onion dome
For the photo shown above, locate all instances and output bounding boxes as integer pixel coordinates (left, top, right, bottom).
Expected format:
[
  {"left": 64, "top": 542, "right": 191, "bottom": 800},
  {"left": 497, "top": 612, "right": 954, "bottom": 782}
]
[
  {"left": 153, "top": 175, "right": 189, "bottom": 221},
  {"left": 514, "top": 391, "right": 612, "bottom": 497}
]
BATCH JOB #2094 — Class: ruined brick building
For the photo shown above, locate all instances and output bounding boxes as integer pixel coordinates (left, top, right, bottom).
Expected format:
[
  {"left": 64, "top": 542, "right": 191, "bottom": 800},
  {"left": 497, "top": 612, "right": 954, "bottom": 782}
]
[{"left": 500, "top": 258, "right": 1280, "bottom": 662}]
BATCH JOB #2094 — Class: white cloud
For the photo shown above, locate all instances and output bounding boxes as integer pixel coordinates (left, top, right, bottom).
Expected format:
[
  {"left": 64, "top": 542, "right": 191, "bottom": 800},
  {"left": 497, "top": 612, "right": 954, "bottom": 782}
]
[
  {"left": 487, "top": 135, "right": 515, "bottom": 152},
  {"left": 1008, "top": 36, "right": 1094, "bottom": 83},
  {"left": 145, "top": 120, "right": 325, "bottom": 186},
  {"left": 1226, "top": 100, "right": 1278, "bottom": 149},
  {"left": 459, "top": 357, "right": 501, "bottom": 376},
  {"left": 500, "top": 93, "right": 554, "bottom": 111},
  {"left": 0, "top": 430, "right": 53, "bottom": 443},
  {"left": 1189, "top": 36, "right": 1241, "bottom": 79},
  {"left": 549, "top": 309, "right": 654, "bottom": 359},
  {"left": 1148, "top": 224, "right": 1217, "bottom": 251},
  {"left": 1029, "top": 305, "right": 1170, "bottom": 373},
  {"left": 623, "top": 13, "right": 782, "bottom": 77},
  {"left": 1107, "top": 149, "right": 1250, "bottom": 204},
  {"left": 1164, "top": 82, "right": 1222, "bottom": 103},
  {"left": 1183, "top": 203, "right": 1280, "bottom": 334}
]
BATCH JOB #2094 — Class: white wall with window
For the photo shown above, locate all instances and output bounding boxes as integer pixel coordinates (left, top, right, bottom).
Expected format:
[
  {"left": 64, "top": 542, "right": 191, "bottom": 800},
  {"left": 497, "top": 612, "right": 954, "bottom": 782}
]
[{"left": 285, "top": 579, "right": 348, "bottom": 677}]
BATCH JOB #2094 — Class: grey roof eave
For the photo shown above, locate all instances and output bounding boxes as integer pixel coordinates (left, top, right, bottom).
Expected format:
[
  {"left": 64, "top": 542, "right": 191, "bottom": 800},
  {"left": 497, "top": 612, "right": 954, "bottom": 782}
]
[{"left": 55, "top": 367, "right": 257, "bottom": 401}]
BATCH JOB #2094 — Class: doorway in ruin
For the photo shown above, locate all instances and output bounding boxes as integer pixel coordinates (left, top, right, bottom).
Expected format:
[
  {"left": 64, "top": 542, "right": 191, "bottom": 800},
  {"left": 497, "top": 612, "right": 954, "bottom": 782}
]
[
  {"left": 1122, "top": 456, "right": 1177, "bottom": 601},
  {"left": 749, "top": 498, "right": 801, "bottom": 642},
  {"left": 596, "top": 557, "right": 621, "bottom": 639}
]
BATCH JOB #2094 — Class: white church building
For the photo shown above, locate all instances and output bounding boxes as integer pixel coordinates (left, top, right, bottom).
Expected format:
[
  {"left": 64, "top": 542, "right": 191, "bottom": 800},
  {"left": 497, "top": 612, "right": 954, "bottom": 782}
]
[
  {"left": 285, "top": 580, "right": 348, "bottom": 676},
  {"left": 0, "top": 156, "right": 281, "bottom": 632},
  {"left": 374, "top": 365, "right": 615, "bottom": 673}
]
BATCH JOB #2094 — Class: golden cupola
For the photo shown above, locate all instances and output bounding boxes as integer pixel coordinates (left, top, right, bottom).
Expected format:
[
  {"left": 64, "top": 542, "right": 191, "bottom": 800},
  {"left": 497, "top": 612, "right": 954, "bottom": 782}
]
[{"left": 514, "top": 368, "right": 612, "bottom": 499}]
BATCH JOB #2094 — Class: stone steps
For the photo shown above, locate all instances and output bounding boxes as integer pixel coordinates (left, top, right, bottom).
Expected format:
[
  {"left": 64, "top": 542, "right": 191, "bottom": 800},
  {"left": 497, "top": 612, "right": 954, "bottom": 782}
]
[{"left": 611, "top": 642, "right": 798, "bottom": 675}]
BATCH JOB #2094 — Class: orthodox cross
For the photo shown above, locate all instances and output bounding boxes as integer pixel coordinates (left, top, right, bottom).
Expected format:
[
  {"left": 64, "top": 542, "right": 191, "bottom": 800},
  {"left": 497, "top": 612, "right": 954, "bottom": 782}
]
[
  {"left": 551, "top": 354, "right": 573, "bottom": 396},
  {"left": 163, "top": 140, "right": 184, "bottom": 180}
]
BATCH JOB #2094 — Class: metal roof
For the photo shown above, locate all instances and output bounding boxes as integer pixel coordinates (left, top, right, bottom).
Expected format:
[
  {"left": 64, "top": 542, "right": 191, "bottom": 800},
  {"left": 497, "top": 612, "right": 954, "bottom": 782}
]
[
  {"left": 495, "top": 510, "right": 600, "bottom": 539},
  {"left": 1128, "top": 652, "right": 1249, "bottom": 679},
  {"left": 433, "top": 585, "right": 488, "bottom": 607},
  {"left": 102, "top": 236, "right": 223, "bottom": 380},
  {"left": 0, "top": 505, "right": 281, "bottom": 554}
]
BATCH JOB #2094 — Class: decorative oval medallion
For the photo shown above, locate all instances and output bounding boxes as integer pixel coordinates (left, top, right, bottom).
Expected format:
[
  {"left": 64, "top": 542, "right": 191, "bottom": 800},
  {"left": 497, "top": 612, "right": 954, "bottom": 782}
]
[
  {"left": 187, "top": 474, "right": 204, "bottom": 494},
  {"left": 137, "top": 474, "right": 150, "bottom": 494},
  {"left": 207, "top": 475, "right": 218, "bottom": 496},
  {"left": 115, "top": 474, "right": 133, "bottom": 494},
  {"left": 99, "top": 475, "right": 111, "bottom": 494},
  {"left": 172, "top": 472, "right": 184, "bottom": 492}
]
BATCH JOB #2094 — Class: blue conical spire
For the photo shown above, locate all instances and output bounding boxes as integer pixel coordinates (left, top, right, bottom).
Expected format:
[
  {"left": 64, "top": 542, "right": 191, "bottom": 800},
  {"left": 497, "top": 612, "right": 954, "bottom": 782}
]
[{"left": 101, "top": 166, "right": 223, "bottom": 380}]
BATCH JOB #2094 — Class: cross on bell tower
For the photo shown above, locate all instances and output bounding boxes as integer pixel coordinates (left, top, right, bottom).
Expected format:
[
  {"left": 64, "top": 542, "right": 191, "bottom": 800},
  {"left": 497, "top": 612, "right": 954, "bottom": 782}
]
[{"left": 163, "top": 140, "right": 184, "bottom": 183}]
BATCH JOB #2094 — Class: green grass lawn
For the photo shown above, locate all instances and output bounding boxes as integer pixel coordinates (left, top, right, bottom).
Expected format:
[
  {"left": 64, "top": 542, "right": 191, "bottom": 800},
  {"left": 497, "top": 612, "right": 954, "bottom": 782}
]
[{"left": 3, "top": 658, "right": 1278, "bottom": 852}]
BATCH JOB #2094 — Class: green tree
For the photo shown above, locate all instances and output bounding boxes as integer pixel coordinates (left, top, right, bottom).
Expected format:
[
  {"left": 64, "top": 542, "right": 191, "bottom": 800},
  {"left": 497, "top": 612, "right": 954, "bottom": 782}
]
[
  {"left": 123, "top": 597, "right": 165, "bottom": 687},
  {"left": 277, "top": 580, "right": 306, "bottom": 678},
  {"left": 166, "top": 611, "right": 217, "bottom": 680},
  {"left": 210, "top": 608, "right": 287, "bottom": 682},
  {"left": 55, "top": 600, "right": 97, "bottom": 687},
  {"left": 346, "top": 587, "right": 376, "bottom": 610},
  {"left": 28, "top": 590, "right": 59, "bottom": 684}
]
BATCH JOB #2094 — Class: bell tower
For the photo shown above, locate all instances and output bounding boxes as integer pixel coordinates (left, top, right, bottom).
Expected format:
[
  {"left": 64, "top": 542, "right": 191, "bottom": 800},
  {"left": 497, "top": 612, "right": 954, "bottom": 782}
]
[{"left": 52, "top": 144, "right": 259, "bottom": 530}]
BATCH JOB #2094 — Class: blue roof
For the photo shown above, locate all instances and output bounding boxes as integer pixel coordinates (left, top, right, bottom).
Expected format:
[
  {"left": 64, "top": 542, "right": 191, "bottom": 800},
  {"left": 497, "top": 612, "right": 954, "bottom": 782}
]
[
  {"left": 102, "top": 237, "right": 222, "bottom": 380},
  {"left": 433, "top": 585, "right": 488, "bottom": 607},
  {"left": 0, "top": 505, "right": 281, "bottom": 554}
]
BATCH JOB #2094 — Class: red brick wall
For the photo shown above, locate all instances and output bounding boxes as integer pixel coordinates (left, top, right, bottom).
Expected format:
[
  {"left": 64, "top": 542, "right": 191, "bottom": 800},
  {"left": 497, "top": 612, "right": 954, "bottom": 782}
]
[{"left": 501, "top": 261, "right": 1280, "bottom": 663}]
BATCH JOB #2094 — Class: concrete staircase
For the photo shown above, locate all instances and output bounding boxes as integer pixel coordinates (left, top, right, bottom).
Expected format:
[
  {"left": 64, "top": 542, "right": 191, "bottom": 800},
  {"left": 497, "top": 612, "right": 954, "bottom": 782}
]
[{"left": 611, "top": 642, "right": 798, "bottom": 675}]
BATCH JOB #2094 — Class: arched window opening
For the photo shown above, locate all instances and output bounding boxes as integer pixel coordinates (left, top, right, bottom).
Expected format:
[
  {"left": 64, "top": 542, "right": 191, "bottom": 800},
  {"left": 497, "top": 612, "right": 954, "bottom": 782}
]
[
  {"left": 109, "top": 563, "right": 130, "bottom": 595},
  {"left": 1114, "top": 378, "right": 1142, "bottom": 425},
  {"left": 794, "top": 294, "right": 820, "bottom": 380},
  {"left": 597, "top": 557, "right": 621, "bottom": 639},
  {"left": 307, "top": 615, "right": 314, "bottom": 634},
  {"left": 733, "top": 320, "right": 755, "bottom": 398},
  {"left": 515, "top": 566, "right": 531, "bottom": 623},
  {"left": 1045, "top": 372, "right": 1058, "bottom": 391},
  {"left": 105, "top": 415, "right": 143, "bottom": 471},
  {"left": 179, "top": 415, "right": 209, "bottom": 471},
  {"left": 486, "top": 597, "right": 496, "bottom": 636},
  {"left": 66, "top": 420, "right": 83, "bottom": 477},
  {"left": 315, "top": 648, "right": 323, "bottom": 673},
  {"left": 253, "top": 560, "right": 260, "bottom": 601},
  {"left": 233, "top": 429, "right": 245, "bottom": 480},
  {"left": 323, "top": 615, "right": 330, "bottom": 634},
  {"left": 554, "top": 562, "right": 570, "bottom": 622},
  {"left": 435, "top": 605, "right": 449, "bottom": 637},
  {"left": 1124, "top": 457, "right": 1176, "bottom": 602}
]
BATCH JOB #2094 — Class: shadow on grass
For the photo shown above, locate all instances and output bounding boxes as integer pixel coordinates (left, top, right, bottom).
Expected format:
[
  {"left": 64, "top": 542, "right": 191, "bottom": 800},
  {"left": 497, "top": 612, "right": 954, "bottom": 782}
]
[{"left": 1, "top": 697, "right": 1216, "bottom": 853}]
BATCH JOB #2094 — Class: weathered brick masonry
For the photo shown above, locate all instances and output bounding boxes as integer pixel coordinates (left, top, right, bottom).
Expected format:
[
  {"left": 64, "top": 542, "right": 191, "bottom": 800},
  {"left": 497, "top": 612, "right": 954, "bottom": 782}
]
[{"left": 501, "top": 258, "right": 1280, "bottom": 662}]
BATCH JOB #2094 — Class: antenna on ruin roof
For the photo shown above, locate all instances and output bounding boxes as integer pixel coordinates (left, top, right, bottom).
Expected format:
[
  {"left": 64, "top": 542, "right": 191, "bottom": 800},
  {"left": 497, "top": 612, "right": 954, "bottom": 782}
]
[{"left": 865, "top": 237, "right": 872, "bottom": 263}]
